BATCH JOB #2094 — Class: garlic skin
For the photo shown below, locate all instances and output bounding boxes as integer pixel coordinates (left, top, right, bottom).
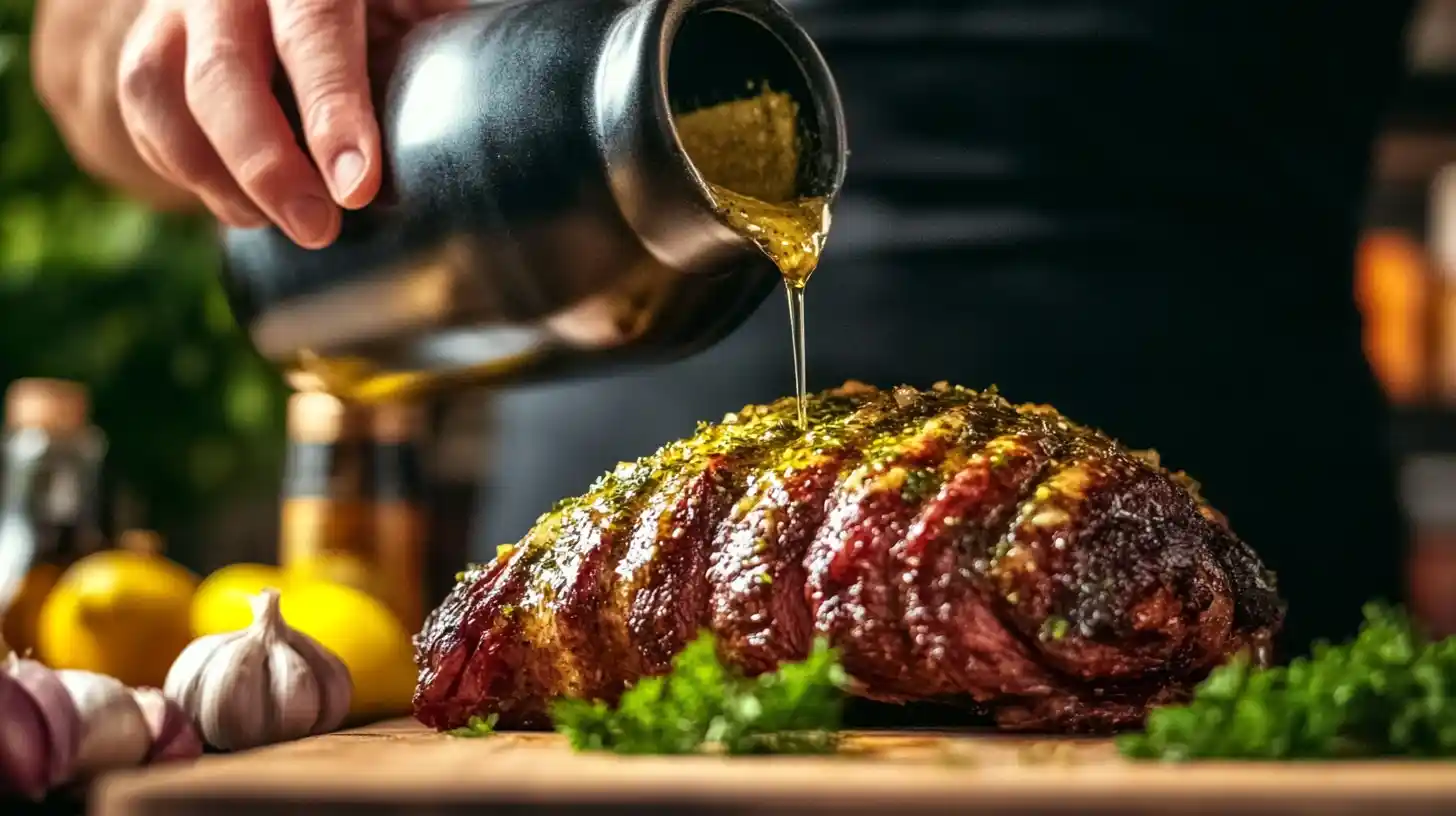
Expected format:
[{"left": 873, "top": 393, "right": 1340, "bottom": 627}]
[
  {"left": 131, "top": 687, "right": 204, "bottom": 764},
  {"left": 164, "top": 588, "right": 352, "bottom": 751},
  {"left": 55, "top": 670, "right": 151, "bottom": 778},
  {"left": 3, "top": 653, "right": 81, "bottom": 788},
  {"left": 0, "top": 669, "right": 51, "bottom": 800}
]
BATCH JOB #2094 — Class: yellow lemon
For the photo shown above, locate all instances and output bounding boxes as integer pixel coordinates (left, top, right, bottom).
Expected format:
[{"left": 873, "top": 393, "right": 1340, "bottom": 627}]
[
  {"left": 191, "top": 563, "right": 289, "bottom": 637},
  {"left": 38, "top": 549, "right": 198, "bottom": 687},
  {"left": 282, "top": 552, "right": 379, "bottom": 598},
  {"left": 278, "top": 580, "right": 417, "bottom": 720},
  {"left": 1, "top": 561, "right": 65, "bottom": 659}
]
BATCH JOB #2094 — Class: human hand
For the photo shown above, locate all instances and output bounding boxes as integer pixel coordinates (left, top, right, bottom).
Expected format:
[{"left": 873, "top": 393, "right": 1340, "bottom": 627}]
[{"left": 115, "top": 0, "right": 467, "bottom": 248}]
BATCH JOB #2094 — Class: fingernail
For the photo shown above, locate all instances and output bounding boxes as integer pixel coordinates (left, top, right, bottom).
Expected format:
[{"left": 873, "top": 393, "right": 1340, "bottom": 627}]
[
  {"left": 284, "top": 195, "right": 337, "bottom": 246},
  {"left": 331, "top": 149, "right": 366, "bottom": 199}
]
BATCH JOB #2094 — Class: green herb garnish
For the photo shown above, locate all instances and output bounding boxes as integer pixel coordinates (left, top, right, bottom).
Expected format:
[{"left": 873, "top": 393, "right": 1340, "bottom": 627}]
[
  {"left": 550, "top": 631, "right": 848, "bottom": 755},
  {"left": 447, "top": 713, "right": 500, "bottom": 738},
  {"left": 1119, "top": 604, "right": 1456, "bottom": 761}
]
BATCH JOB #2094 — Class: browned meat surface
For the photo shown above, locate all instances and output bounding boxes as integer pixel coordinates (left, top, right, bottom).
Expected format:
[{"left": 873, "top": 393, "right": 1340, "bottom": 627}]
[{"left": 414, "top": 382, "right": 1284, "bottom": 734}]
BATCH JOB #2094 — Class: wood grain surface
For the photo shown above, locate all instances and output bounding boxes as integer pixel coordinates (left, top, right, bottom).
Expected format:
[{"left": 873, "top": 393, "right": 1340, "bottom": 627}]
[{"left": 89, "top": 719, "right": 1456, "bottom": 816}]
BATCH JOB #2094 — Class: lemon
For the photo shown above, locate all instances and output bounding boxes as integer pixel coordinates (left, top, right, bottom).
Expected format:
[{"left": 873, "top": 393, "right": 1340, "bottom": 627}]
[
  {"left": 278, "top": 580, "right": 417, "bottom": 719},
  {"left": 1, "top": 561, "right": 65, "bottom": 659},
  {"left": 38, "top": 549, "right": 198, "bottom": 687},
  {"left": 282, "top": 552, "right": 379, "bottom": 598},
  {"left": 191, "top": 563, "right": 289, "bottom": 637}
]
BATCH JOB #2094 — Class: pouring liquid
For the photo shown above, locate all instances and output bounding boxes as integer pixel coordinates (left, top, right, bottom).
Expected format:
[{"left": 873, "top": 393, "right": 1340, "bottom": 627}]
[
  {"left": 675, "top": 87, "right": 831, "bottom": 429},
  {"left": 290, "top": 85, "right": 832, "bottom": 428}
]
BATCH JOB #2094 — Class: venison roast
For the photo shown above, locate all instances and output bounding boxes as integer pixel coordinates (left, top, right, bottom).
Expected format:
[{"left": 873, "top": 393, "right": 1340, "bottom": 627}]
[{"left": 413, "top": 382, "right": 1284, "bottom": 733}]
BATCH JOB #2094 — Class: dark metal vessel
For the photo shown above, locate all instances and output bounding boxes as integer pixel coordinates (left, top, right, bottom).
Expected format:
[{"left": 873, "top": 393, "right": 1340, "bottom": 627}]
[{"left": 219, "top": 0, "right": 847, "bottom": 400}]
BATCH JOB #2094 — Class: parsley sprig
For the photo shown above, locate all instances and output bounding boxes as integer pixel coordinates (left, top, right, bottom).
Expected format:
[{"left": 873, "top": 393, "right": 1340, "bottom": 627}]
[
  {"left": 447, "top": 713, "right": 500, "bottom": 738},
  {"left": 550, "top": 631, "right": 849, "bottom": 755},
  {"left": 1119, "top": 604, "right": 1456, "bottom": 761}
]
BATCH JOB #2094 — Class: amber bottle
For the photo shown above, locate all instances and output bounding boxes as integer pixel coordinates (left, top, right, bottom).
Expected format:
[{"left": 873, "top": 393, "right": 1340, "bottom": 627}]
[
  {"left": 368, "top": 401, "right": 428, "bottom": 633},
  {"left": 278, "top": 392, "right": 376, "bottom": 595}
]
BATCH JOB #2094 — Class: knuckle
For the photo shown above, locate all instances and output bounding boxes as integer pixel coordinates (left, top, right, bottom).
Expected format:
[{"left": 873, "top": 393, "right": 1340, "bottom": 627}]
[
  {"left": 273, "top": 0, "right": 366, "bottom": 114},
  {"left": 117, "top": 39, "right": 173, "bottom": 108},
  {"left": 184, "top": 40, "right": 250, "bottom": 99},
  {"left": 160, "top": 145, "right": 217, "bottom": 187},
  {"left": 275, "top": 0, "right": 352, "bottom": 50},
  {"left": 302, "top": 92, "right": 364, "bottom": 135},
  {"left": 233, "top": 146, "right": 295, "bottom": 193}
]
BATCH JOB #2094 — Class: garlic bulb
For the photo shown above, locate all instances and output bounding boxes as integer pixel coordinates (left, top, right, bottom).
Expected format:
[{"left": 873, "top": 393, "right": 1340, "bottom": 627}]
[
  {"left": 131, "top": 687, "right": 203, "bottom": 764},
  {"left": 164, "top": 588, "right": 352, "bottom": 751},
  {"left": 1, "top": 668, "right": 54, "bottom": 800},
  {"left": 55, "top": 670, "right": 152, "bottom": 778},
  {"left": 3, "top": 653, "right": 81, "bottom": 790}
]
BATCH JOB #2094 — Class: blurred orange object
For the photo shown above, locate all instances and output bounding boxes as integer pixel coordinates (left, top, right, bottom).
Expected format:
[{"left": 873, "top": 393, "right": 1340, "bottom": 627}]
[{"left": 1355, "top": 230, "right": 1431, "bottom": 404}]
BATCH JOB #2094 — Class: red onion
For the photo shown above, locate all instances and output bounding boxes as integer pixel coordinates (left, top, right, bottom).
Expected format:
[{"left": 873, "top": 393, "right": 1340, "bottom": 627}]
[
  {"left": 3, "top": 654, "right": 81, "bottom": 787},
  {"left": 0, "top": 669, "right": 51, "bottom": 800},
  {"left": 130, "top": 687, "right": 203, "bottom": 764}
]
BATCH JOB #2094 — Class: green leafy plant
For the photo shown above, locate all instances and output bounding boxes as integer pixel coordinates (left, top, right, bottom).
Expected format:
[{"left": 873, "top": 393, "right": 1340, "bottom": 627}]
[
  {"left": 447, "top": 713, "right": 500, "bottom": 738},
  {"left": 1119, "top": 603, "right": 1456, "bottom": 761},
  {"left": 0, "top": 0, "right": 288, "bottom": 561},
  {"left": 551, "top": 631, "right": 849, "bottom": 755}
]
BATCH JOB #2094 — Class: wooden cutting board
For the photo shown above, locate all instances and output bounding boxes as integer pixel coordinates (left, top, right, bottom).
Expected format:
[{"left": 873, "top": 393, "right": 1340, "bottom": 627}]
[{"left": 90, "top": 719, "right": 1456, "bottom": 816}]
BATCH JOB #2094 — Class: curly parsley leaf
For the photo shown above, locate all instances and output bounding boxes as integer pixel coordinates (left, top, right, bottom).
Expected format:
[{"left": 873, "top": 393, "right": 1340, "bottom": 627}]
[
  {"left": 550, "top": 631, "right": 848, "bottom": 755},
  {"left": 447, "top": 713, "right": 500, "bottom": 738},
  {"left": 1119, "top": 603, "right": 1456, "bottom": 761}
]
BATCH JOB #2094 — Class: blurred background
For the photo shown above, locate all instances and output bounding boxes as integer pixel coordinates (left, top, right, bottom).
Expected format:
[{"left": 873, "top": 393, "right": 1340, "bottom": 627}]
[{"left": 0, "top": 0, "right": 1453, "bottom": 636}]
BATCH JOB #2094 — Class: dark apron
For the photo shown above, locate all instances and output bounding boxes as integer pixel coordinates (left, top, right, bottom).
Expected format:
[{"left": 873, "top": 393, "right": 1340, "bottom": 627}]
[{"left": 476, "top": 0, "right": 1416, "bottom": 656}]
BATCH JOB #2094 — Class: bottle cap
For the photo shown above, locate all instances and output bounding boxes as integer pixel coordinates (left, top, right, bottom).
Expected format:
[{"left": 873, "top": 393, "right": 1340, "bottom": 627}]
[
  {"left": 5, "top": 378, "right": 91, "bottom": 434},
  {"left": 287, "top": 391, "right": 368, "bottom": 443}
]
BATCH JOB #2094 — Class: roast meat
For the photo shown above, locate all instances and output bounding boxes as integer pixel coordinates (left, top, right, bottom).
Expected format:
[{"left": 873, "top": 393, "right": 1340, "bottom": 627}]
[{"left": 414, "top": 382, "right": 1283, "bottom": 733}]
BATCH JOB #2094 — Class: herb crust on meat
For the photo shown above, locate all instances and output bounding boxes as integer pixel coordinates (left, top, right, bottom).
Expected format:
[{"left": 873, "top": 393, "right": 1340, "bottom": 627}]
[{"left": 414, "top": 382, "right": 1284, "bottom": 734}]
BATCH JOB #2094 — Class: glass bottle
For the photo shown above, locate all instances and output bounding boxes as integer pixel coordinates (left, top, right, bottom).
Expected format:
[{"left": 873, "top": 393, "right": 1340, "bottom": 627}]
[
  {"left": 369, "top": 400, "right": 428, "bottom": 633},
  {"left": 278, "top": 392, "right": 376, "bottom": 595},
  {"left": 0, "top": 379, "right": 107, "bottom": 656}
]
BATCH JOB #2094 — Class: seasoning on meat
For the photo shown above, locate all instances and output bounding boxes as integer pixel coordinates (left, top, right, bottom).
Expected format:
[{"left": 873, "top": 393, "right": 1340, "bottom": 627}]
[{"left": 412, "top": 382, "right": 1285, "bottom": 734}]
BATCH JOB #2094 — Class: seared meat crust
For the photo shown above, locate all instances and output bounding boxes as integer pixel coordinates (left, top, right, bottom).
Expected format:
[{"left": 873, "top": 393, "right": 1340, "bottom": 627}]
[{"left": 414, "top": 382, "right": 1283, "bottom": 733}]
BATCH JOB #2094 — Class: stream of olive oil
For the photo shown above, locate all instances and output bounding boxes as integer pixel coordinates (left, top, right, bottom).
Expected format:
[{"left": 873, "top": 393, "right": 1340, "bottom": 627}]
[{"left": 674, "top": 86, "right": 830, "bottom": 429}]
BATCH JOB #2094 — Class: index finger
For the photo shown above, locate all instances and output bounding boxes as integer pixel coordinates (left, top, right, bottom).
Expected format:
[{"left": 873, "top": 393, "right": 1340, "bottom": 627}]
[
  {"left": 268, "top": 0, "right": 382, "bottom": 210},
  {"left": 183, "top": 0, "right": 341, "bottom": 248}
]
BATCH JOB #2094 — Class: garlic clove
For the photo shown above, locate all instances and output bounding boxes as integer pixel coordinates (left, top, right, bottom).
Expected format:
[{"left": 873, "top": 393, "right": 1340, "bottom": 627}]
[
  {"left": 0, "top": 670, "right": 50, "bottom": 801},
  {"left": 195, "top": 632, "right": 274, "bottom": 751},
  {"left": 130, "top": 687, "right": 203, "bottom": 765},
  {"left": 267, "top": 637, "right": 323, "bottom": 742},
  {"left": 251, "top": 588, "right": 325, "bottom": 742},
  {"left": 281, "top": 626, "right": 352, "bottom": 734},
  {"left": 4, "top": 653, "right": 81, "bottom": 787},
  {"left": 55, "top": 670, "right": 151, "bottom": 778},
  {"left": 163, "top": 629, "right": 246, "bottom": 716}
]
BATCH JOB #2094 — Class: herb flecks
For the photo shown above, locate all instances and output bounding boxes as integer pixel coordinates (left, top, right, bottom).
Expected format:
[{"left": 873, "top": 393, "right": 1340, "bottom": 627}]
[
  {"left": 550, "top": 631, "right": 847, "bottom": 755},
  {"left": 1119, "top": 604, "right": 1456, "bottom": 761},
  {"left": 447, "top": 713, "right": 500, "bottom": 738}
]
